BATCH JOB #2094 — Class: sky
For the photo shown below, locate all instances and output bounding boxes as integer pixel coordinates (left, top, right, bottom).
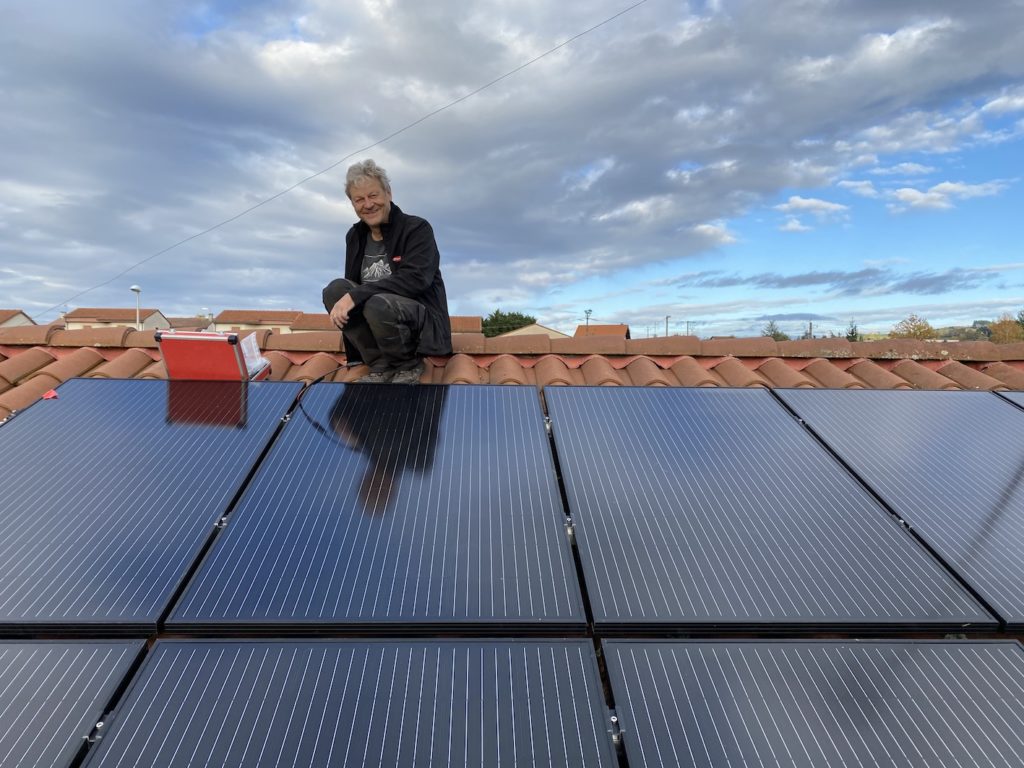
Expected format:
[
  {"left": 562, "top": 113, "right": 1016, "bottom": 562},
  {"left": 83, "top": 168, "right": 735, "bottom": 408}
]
[{"left": 2, "top": 0, "right": 1023, "bottom": 339}]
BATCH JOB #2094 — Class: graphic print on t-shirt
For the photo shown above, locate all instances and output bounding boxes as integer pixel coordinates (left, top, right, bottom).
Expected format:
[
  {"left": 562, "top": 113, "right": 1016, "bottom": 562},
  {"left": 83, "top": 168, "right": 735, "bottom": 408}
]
[{"left": 361, "top": 238, "right": 392, "bottom": 283}]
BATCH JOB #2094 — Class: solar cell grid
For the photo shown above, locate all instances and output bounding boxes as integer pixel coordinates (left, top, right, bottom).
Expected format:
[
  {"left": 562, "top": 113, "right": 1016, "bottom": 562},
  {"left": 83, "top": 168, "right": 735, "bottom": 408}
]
[
  {"left": 605, "top": 640, "right": 1024, "bottom": 768},
  {"left": 171, "top": 383, "right": 585, "bottom": 632},
  {"left": 83, "top": 640, "right": 617, "bottom": 768},
  {"left": 0, "top": 640, "right": 141, "bottom": 768},
  {"left": 779, "top": 389, "right": 1024, "bottom": 627},
  {"left": 0, "top": 378, "right": 300, "bottom": 633},
  {"left": 546, "top": 386, "right": 991, "bottom": 630}
]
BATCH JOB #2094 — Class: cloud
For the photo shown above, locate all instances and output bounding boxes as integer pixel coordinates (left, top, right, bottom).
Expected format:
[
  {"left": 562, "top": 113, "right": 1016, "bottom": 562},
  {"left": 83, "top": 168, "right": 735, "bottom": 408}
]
[
  {"left": 887, "top": 179, "right": 1010, "bottom": 211},
  {"left": 779, "top": 217, "right": 810, "bottom": 232},
  {"left": 757, "top": 312, "right": 836, "bottom": 322},
  {"left": 775, "top": 196, "right": 849, "bottom": 217},
  {"left": 869, "top": 162, "right": 936, "bottom": 176},
  {"left": 836, "top": 180, "right": 879, "bottom": 198},
  {"left": 692, "top": 221, "right": 736, "bottom": 245}
]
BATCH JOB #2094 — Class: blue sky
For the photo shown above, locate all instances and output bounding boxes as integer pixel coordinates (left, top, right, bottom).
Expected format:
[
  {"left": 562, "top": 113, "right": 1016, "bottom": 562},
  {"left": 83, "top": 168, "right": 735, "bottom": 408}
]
[{"left": 1, "top": 0, "right": 1023, "bottom": 338}]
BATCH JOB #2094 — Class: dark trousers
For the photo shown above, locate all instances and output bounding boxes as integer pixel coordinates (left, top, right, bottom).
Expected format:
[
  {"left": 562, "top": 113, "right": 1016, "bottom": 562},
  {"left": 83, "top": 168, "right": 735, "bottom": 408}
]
[{"left": 322, "top": 279, "right": 426, "bottom": 372}]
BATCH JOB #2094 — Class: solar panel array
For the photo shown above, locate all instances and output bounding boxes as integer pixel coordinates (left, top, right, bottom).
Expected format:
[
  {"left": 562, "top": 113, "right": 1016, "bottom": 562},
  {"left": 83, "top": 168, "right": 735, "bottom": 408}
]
[
  {"left": 171, "top": 384, "right": 584, "bottom": 633},
  {"left": 0, "top": 379, "right": 300, "bottom": 633},
  {"left": 546, "top": 386, "right": 990, "bottom": 630},
  {"left": 4, "top": 378, "right": 1024, "bottom": 767},
  {"left": 779, "top": 389, "right": 1024, "bottom": 627},
  {"left": 83, "top": 640, "right": 617, "bottom": 768},
  {"left": 605, "top": 640, "right": 1024, "bottom": 768},
  {"left": 0, "top": 640, "right": 141, "bottom": 768}
]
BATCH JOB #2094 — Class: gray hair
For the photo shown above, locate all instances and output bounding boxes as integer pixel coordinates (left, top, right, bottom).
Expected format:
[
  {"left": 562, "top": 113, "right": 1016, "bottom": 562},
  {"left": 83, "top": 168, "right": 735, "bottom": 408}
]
[{"left": 345, "top": 159, "right": 391, "bottom": 198}]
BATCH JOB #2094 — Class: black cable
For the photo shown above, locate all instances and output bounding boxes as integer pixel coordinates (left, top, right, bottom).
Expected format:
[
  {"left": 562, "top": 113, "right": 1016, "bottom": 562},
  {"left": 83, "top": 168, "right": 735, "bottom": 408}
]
[{"left": 36, "top": 0, "right": 651, "bottom": 321}]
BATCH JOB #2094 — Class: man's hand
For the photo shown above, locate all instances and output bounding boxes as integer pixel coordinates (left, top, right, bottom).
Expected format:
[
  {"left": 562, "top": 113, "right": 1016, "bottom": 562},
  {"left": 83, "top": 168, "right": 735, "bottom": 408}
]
[{"left": 330, "top": 294, "right": 356, "bottom": 328}]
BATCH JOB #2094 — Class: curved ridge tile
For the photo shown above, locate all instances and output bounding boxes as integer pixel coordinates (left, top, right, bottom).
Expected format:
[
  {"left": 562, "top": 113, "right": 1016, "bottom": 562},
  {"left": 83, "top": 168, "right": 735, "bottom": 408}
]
[
  {"left": 442, "top": 354, "right": 480, "bottom": 384},
  {"left": 712, "top": 357, "right": 766, "bottom": 387},
  {"left": 980, "top": 361, "right": 1024, "bottom": 389},
  {"left": 534, "top": 355, "right": 574, "bottom": 388},
  {"left": 0, "top": 347, "right": 57, "bottom": 387},
  {"left": 87, "top": 348, "right": 157, "bottom": 379},
  {"left": 844, "top": 360, "right": 907, "bottom": 389},
  {"left": 891, "top": 359, "right": 961, "bottom": 390},
  {"left": 581, "top": 357, "right": 625, "bottom": 386},
  {"left": 669, "top": 356, "right": 722, "bottom": 387},
  {"left": 802, "top": 358, "right": 863, "bottom": 389},
  {"left": 488, "top": 355, "right": 529, "bottom": 385},
  {"left": 625, "top": 356, "right": 673, "bottom": 387},
  {"left": 936, "top": 360, "right": 1006, "bottom": 391},
  {"left": 756, "top": 358, "right": 816, "bottom": 388}
]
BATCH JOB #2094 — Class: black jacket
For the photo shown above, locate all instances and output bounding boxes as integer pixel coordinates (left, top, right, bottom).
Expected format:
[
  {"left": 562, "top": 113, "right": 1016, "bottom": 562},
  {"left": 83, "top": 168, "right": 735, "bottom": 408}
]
[{"left": 343, "top": 203, "right": 452, "bottom": 357}]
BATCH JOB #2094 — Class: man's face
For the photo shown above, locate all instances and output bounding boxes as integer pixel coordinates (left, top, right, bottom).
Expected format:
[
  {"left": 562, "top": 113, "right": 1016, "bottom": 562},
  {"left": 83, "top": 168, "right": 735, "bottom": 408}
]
[{"left": 349, "top": 178, "right": 392, "bottom": 229}]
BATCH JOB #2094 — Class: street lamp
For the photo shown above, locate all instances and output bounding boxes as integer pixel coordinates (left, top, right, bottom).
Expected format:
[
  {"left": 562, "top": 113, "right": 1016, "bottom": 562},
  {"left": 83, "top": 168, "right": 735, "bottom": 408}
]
[
  {"left": 130, "top": 285, "right": 141, "bottom": 330},
  {"left": 665, "top": 315, "right": 671, "bottom": 337}
]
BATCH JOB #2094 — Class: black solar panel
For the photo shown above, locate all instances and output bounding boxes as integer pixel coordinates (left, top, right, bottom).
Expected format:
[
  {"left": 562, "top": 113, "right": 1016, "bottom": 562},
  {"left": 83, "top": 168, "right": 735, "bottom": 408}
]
[
  {"left": 999, "top": 390, "right": 1024, "bottom": 410},
  {"left": 83, "top": 640, "right": 617, "bottom": 767},
  {"left": 0, "top": 640, "right": 141, "bottom": 768},
  {"left": 779, "top": 389, "right": 1024, "bottom": 627},
  {"left": 0, "top": 379, "right": 300, "bottom": 634},
  {"left": 605, "top": 639, "right": 1024, "bottom": 768},
  {"left": 170, "top": 384, "right": 584, "bottom": 633},
  {"left": 546, "top": 386, "right": 992, "bottom": 631}
]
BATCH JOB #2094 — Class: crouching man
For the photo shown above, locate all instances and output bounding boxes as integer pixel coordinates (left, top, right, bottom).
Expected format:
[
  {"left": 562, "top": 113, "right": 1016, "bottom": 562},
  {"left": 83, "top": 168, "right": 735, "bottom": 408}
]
[{"left": 323, "top": 159, "right": 452, "bottom": 384}]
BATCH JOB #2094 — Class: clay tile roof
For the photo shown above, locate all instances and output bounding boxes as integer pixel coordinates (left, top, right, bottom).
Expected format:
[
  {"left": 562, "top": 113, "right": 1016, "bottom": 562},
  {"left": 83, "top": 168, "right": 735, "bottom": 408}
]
[
  {"left": 489, "top": 355, "right": 531, "bottom": 385},
  {"left": 442, "top": 354, "right": 480, "bottom": 384},
  {"left": 124, "top": 330, "right": 159, "bottom": 349},
  {"left": 625, "top": 357, "right": 674, "bottom": 387},
  {"left": 263, "top": 351, "right": 295, "bottom": 381},
  {"left": 452, "top": 333, "right": 486, "bottom": 354},
  {"left": 890, "top": 359, "right": 961, "bottom": 390},
  {"left": 552, "top": 336, "right": 627, "bottom": 355},
  {"left": 803, "top": 358, "right": 866, "bottom": 389},
  {"left": 64, "top": 307, "right": 161, "bottom": 322},
  {"left": 670, "top": 356, "right": 722, "bottom": 387},
  {"left": 844, "top": 359, "right": 908, "bottom": 389},
  {"left": 87, "top": 349, "right": 158, "bottom": 379},
  {"left": 213, "top": 309, "right": 303, "bottom": 325},
  {"left": 934, "top": 360, "right": 1006, "bottom": 391},
  {"left": 165, "top": 316, "right": 210, "bottom": 330},
  {"left": 625, "top": 336, "right": 701, "bottom": 356},
  {"left": 0, "top": 310, "right": 32, "bottom": 324},
  {"left": 0, "top": 324, "right": 58, "bottom": 346},
  {"left": 580, "top": 357, "right": 625, "bottom": 386},
  {"left": 756, "top": 358, "right": 816, "bottom": 388},
  {"left": 0, "top": 348, "right": 58, "bottom": 388},
  {"left": 49, "top": 327, "right": 134, "bottom": 348},
  {"left": 574, "top": 324, "right": 630, "bottom": 338},
  {"left": 28, "top": 347, "right": 106, "bottom": 384},
  {"left": 711, "top": 357, "right": 768, "bottom": 387},
  {"left": 285, "top": 352, "right": 343, "bottom": 383},
  {"left": 264, "top": 331, "right": 344, "bottom": 353},
  {"left": 485, "top": 334, "right": 552, "bottom": 354},
  {"left": 534, "top": 356, "right": 576, "bottom": 388},
  {"left": 776, "top": 338, "right": 854, "bottom": 358},
  {"left": 290, "top": 313, "right": 336, "bottom": 332},
  {"left": 980, "top": 362, "right": 1024, "bottom": 389},
  {"left": 451, "top": 316, "right": 483, "bottom": 334},
  {"left": 702, "top": 337, "right": 779, "bottom": 357}
]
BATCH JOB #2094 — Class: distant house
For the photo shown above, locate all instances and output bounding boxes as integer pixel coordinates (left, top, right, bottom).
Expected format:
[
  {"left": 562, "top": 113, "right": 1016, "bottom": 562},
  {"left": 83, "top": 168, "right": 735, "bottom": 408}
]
[
  {"left": 65, "top": 307, "right": 169, "bottom": 330},
  {"left": 0, "top": 310, "right": 34, "bottom": 328},
  {"left": 574, "top": 323, "right": 631, "bottom": 339},
  {"left": 165, "top": 316, "right": 213, "bottom": 332},
  {"left": 213, "top": 310, "right": 303, "bottom": 334},
  {"left": 498, "top": 323, "right": 570, "bottom": 339}
]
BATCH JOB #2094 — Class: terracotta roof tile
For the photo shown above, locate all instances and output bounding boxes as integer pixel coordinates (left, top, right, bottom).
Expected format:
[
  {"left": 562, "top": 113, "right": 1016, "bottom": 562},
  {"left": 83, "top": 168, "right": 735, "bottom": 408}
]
[
  {"left": 624, "top": 357, "right": 674, "bottom": 387},
  {"left": 943, "top": 341, "right": 1000, "bottom": 361},
  {"left": 0, "top": 310, "right": 31, "bottom": 324},
  {"left": 485, "top": 334, "right": 551, "bottom": 354},
  {"left": 551, "top": 336, "right": 627, "bottom": 355},
  {"left": 890, "top": 359, "right": 961, "bottom": 390},
  {"left": 284, "top": 352, "right": 342, "bottom": 383},
  {"left": 702, "top": 337, "right": 779, "bottom": 357},
  {"left": 264, "top": 331, "right": 343, "bottom": 353},
  {"left": 489, "top": 355, "right": 531, "bottom": 385},
  {"left": 263, "top": 351, "right": 294, "bottom": 381},
  {"left": 236, "top": 329, "right": 272, "bottom": 348},
  {"left": 533, "top": 356, "right": 576, "bottom": 388},
  {"left": 849, "top": 339, "right": 959, "bottom": 360},
  {"left": 64, "top": 307, "right": 160, "bottom": 322},
  {"left": 0, "top": 324, "right": 58, "bottom": 346},
  {"left": 0, "top": 373, "right": 62, "bottom": 418},
  {"left": 625, "top": 336, "right": 701, "bottom": 356},
  {"left": 980, "top": 361, "right": 1024, "bottom": 389},
  {"left": 452, "top": 333, "right": 486, "bottom": 354},
  {"left": 138, "top": 361, "right": 167, "bottom": 379},
  {"left": 756, "top": 358, "right": 816, "bottom": 388},
  {"left": 213, "top": 309, "right": 303, "bottom": 324},
  {"left": 574, "top": 324, "right": 629, "bottom": 338},
  {"left": 49, "top": 327, "right": 134, "bottom": 348},
  {"left": 843, "top": 359, "right": 907, "bottom": 389},
  {"left": 934, "top": 360, "right": 1007, "bottom": 391},
  {"left": 87, "top": 349, "right": 158, "bottom": 379},
  {"left": 801, "top": 358, "right": 865, "bottom": 389},
  {"left": 0, "top": 348, "right": 57, "bottom": 387},
  {"left": 670, "top": 356, "right": 723, "bottom": 387},
  {"left": 997, "top": 342, "right": 1024, "bottom": 361},
  {"left": 27, "top": 347, "right": 105, "bottom": 384},
  {"left": 124, "top": 330, "right": 159, "bottom": 348},
  {"left": 580, "top": 357, "right": 625, "bottom": 386},
  {"left": 442, "top": 354, "right": 481, "bottom": 384},
  {"left": 290, "top": 313, "right": 336, "bottom": 331},
  {"left": 450, "top": 316, "right": 483, "bottom": 334},
  {"left": 711, "top": 357, "right": 768, "bottom": 387},
  {"left": 776, "top": 338, "right": 854, "bottom": 358}
]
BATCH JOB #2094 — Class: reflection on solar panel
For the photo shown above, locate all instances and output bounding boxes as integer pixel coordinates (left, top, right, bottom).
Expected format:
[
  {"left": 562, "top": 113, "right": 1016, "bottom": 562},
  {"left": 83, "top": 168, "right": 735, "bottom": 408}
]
[
  {"left": 546, "top": 387, "right": 991, "bottom": 630},
  {"left": 171, "top": 384, "right": 584, "bottom": 632},
  {"left": 779, "top": 389, "right": 1024, "bottom": 627},
  {"left": 84, "top": 640, "right": 616, "bottom": 768},
  {"left": 605, "top": 640, "right": 1024, "bottom": 768},
  {"left": 0, "top": 379, "right": 300, "bottom": 633},
  {"left": 0, "top": 641, "right": 141, "bottom": 768},
  {"left": 1000, "top": 390, "right": 1024, "bottom": 410}
]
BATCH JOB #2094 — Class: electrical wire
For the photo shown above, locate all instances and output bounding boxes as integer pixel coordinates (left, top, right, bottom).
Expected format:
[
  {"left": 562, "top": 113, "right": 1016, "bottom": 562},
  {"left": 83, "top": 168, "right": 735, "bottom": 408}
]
[{"left": 37, "top": 0, "right": 651, "bottom": 320}]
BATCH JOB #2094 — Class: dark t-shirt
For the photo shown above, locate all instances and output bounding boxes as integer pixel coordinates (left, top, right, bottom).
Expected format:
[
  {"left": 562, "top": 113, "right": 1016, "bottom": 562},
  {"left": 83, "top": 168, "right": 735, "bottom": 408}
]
[{"left": 360, "top": 237, "right": 391, "bottom": 283}]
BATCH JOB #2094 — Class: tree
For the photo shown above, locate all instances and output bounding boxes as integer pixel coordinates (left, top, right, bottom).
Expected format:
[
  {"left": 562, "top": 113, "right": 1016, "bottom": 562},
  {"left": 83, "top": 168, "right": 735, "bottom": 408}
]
[
  {"left": 1016, "top": 308, "right": 1024, "bottom": 333},
  {"left": 761, "top": 320, "right": 790, "bottom": 341},
  {"left": 989, "top": 313, "right": 1024, "bottom": 344},
  {"left": 889, "top": 313, "right": 935, "bottom": 340},
  {"left": 845, "top": 319, "right": 860, "bottom": 342},
  {"left": 482, "top": 309, "right": 537, "bottom": 337}
]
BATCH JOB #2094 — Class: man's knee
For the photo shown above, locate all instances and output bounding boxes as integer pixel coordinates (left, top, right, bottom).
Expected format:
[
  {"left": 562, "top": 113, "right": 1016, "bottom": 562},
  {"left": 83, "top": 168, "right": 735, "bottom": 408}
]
[
  {"left": 362, "top": 294, "right": 396, "bottom": 326},
  {"left": 322, "top": 278, "right": 357, "bottom": 312}
]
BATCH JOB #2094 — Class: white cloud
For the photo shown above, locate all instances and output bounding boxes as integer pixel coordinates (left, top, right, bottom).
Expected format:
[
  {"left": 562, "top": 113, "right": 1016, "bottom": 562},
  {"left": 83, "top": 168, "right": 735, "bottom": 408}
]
[
  {"left": 837, "top": 180, "right": 879, "bottom": 198},
  {"left": 775, "top": 196, "right": 849, "bottom": 217},
  {"left": 692, "top": 222, "right": 736, "bottom": 245},
  {"left": 869, "top": 162, "right": 936, "bottom": 176},
  {"left": 982, "top": 87, "right": 1024, "bottom": 115},
  {"left": 779, "top": 217, "right": 810, "bottom": 232},
  {"left": 594, "top": 195, "right": 675, "bottom": 224},
  {"left": 887, "top": 179, "right": 1010, "bottom": 211}
]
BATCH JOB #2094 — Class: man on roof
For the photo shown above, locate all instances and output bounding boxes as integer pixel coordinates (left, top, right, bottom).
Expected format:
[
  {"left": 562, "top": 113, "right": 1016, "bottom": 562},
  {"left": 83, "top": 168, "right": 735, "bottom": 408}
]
[{"left": 323, "top": 160, "right": 452, "bottom": 384}]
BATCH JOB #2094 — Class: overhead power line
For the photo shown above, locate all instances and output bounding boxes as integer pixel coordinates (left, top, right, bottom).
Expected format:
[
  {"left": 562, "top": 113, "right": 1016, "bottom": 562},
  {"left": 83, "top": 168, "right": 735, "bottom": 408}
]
[{"left": 38, "top": 0, "right": 651, "bottom": 319}]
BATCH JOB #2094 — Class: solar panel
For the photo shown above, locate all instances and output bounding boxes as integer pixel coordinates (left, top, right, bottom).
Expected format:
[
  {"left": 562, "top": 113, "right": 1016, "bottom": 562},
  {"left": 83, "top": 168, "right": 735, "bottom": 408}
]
[
  {"left": 0, "top": 378, "right": 301, "bottom": 634},
  {"left": 546, "top": 386, "right": 992, "bottom": 631},
  {"left": 604, "top": 639, "right": 1024, "bottom": 768},
  {"left": 83, "top": 640, "right": 617, "bottom": 768},
  {"left": 778, "top": 389, "right": 1024, "bottom": 627},
  {"left": 999, "top": 390, "right": 1024, "bottom": 410},
  {"left": 0, "top": 640, "right": 141, "bottom": 768},
  {"left": 170, "top": 384, "right": 584, "bottom": 633}
]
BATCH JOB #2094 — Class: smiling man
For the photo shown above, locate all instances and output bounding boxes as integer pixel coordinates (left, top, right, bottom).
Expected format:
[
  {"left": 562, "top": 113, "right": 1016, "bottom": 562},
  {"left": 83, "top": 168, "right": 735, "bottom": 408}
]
[{"left": 323, "top": 160, "right": 452, "bottom": 384}]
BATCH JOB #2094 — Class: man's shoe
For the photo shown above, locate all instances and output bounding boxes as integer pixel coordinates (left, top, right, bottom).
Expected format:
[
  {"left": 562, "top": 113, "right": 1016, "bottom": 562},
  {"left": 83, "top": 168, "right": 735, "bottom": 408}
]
[
  {"left": 355, "top": 370, "right": 394, "bottom": 383},
  {"left": 390, "top": 361, "right": 425, "bottom": 385}
]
